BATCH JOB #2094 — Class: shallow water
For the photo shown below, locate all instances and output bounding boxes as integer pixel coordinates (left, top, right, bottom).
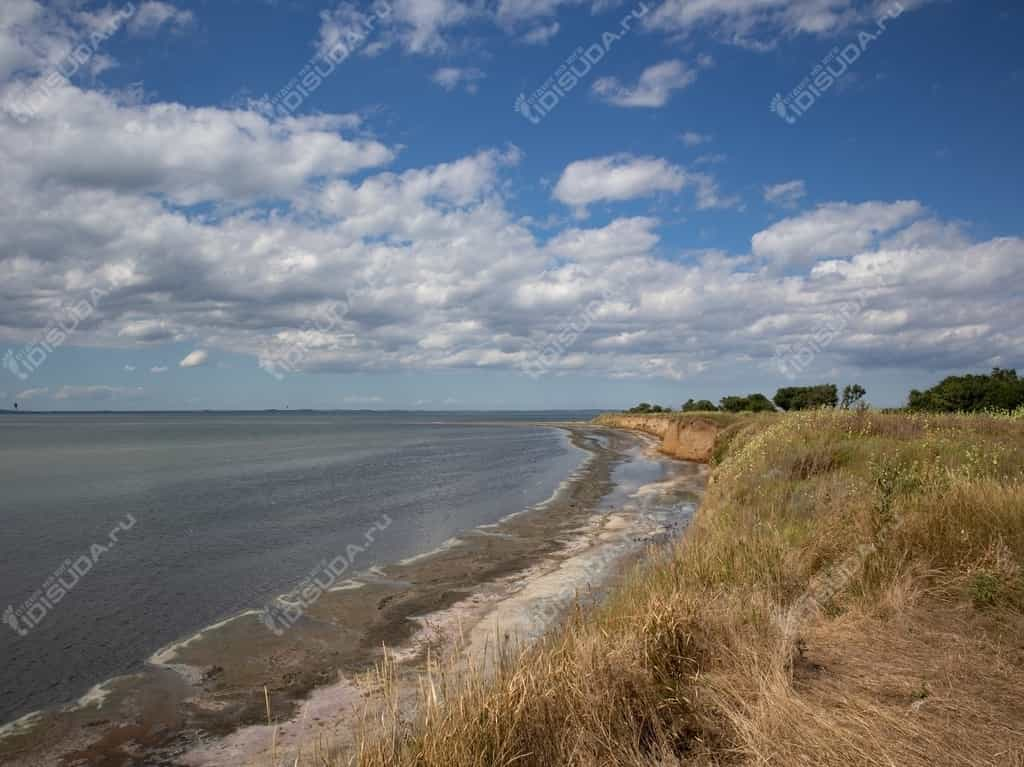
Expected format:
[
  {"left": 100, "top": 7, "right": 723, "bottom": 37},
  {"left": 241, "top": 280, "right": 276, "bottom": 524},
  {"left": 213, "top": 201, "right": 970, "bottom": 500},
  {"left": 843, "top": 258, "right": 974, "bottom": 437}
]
[{"left": 0, "top": 411, "right": 594, "bottom": 723}]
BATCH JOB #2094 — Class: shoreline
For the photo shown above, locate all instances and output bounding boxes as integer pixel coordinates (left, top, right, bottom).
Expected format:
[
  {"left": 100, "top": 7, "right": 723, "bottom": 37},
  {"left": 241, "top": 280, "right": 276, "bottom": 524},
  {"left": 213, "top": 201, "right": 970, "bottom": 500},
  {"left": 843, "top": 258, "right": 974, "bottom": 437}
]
[{"left": 0, "top": 423, "right": 707, "bottom": 766}]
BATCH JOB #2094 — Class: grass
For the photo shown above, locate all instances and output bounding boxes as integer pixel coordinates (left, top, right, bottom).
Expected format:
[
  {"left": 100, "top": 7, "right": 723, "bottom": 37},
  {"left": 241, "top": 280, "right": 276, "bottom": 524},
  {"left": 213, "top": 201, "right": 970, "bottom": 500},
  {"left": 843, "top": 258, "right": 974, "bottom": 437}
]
[{"left": 315, "top": 410, "right": 1024, "bottom": 767}]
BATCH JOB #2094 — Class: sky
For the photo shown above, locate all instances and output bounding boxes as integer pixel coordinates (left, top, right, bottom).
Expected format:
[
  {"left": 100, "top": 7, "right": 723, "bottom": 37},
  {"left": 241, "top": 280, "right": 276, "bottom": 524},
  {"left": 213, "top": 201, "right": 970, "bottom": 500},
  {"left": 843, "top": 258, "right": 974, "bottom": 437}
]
[{"left": 0, "top": 0, "right": 1021, "bottom": 411}]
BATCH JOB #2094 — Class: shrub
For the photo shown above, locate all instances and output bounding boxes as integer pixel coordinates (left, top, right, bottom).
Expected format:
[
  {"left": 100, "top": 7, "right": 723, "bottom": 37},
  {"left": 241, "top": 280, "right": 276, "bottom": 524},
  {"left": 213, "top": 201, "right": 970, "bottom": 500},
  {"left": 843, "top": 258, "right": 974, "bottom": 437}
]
[
  {"left": 773, "top": 384, "right": 838, "bottom": 411},
  {"left": 720, "top": 393, "right": 776, "bottom": 413},
  {"left": 628, "top": 403, "right": 667, "bottom": 413},
  {"left": 681, "top": 398, "right": 719, "bottom": 412}
]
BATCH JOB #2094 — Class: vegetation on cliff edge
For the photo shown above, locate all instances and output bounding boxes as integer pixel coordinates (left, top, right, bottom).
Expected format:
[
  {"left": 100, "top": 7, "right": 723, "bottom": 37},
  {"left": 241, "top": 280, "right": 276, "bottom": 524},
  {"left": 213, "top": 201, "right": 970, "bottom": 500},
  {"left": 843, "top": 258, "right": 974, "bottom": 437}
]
[{"left": 321, "top": 410, "right": 1024, "bottom": 767}]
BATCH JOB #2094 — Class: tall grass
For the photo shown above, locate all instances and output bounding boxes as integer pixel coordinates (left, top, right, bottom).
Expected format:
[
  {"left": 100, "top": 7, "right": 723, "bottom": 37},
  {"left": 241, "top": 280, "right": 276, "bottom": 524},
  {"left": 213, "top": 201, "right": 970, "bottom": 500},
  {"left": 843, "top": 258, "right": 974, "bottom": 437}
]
[{"left": 326, "top": 411, "right": 1024, "bottom": 767}]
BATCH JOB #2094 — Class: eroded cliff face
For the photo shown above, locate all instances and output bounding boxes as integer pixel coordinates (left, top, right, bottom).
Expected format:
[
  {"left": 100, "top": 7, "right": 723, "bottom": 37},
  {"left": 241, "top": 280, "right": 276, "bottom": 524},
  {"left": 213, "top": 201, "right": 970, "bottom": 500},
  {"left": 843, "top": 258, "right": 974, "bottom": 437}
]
[{"left": 594, "top": 414, "right": 719, "bottom": 463}]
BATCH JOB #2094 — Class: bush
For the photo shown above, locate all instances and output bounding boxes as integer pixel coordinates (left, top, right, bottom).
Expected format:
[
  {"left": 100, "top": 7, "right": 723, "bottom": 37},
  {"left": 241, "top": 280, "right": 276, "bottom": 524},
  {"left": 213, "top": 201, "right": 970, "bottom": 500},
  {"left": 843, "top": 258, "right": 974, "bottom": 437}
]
[
  {"left": 720, "top": 393, "right": 775, "bottom": 413},
  {"left": 681, "top": 398, "right": 719, "bottom": 412},
  {"left": 908, "top": 368, "right": 1024, "bottom": 413},
  {"left": 628, "top": 403, "right": 668, "bottom": 414},
  {"left": 773, "top": 384, "right": 838, "bottom": 411}
]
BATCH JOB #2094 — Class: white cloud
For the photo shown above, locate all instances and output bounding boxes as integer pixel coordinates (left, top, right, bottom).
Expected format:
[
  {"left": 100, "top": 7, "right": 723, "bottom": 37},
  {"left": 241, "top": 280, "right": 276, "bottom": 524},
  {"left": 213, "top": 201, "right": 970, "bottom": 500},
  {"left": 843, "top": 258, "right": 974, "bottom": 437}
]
[
  {"left": 0, "top": 82, "right": 393, "bottom": 206},
  {"left": 179, "top": 350, "right": 208, "bottom": 368},
  {"left": 126, "top": 2, "right": 194, "bottom": 37},
  {"left": 553, "top": 155, "right": 686, "bottom": 213},
  {"left": 680, "top": 131, "right": 712, "bottom": 147},
  {"left": 520, "top": 21, "right": 559, "bottom": 44},
  {"left": 431, "top": 66, "right": 486, "bottom": 93},
  {"left": 0, "top": 68, "right": 1018, "bottom": 388},
  {"left": 593, "top": 60, "right": 699, "bottom": 108},
  {"left": 150, "top": 366, "right": 169, "bottom": 374},
  {"left": 55, "top": 385, "right": 144, "bottom": 400},
  {"left": 383, "top": 0, "right": 476, "bottom": 53},
  {"left": 118, "top": 320, "right": 186, "bottom": 343},
  {"left": 646, "top": 0, "right": 930, "bottom": 49},
  {"left": 752, "top": 200, "right": 924, "bottom": 266},
  {"left": 552, "top": 154, "right": 736, "bottom": 216},
  {"left": 124, "top": 364, "right": 136, "bottom": 372},
  {"left": 316, "top": 2, "right": 394, "bottom": 58},
  {"left": 547, "top": 217, "right": 660, "bottom": 263},
  {"left": 0, "top": 1, "right": 141, "bottom": 81},
  {"left": 763, "top": 180, "right": 807, "bottom": 208}
]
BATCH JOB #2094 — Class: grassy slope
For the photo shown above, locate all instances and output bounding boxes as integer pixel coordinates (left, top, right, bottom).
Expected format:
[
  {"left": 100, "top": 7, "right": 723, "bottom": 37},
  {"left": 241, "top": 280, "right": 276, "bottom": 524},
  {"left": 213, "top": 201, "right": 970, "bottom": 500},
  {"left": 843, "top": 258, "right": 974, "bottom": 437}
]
[{"left": 350, "top": 410, "right": 1024, "bottom": 766}]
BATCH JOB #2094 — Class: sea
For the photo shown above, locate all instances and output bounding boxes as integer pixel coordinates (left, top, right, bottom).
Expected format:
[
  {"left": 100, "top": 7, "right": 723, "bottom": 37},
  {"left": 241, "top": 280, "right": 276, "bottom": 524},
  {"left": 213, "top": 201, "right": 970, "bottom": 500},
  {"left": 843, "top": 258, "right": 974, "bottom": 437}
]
[{"left": 0, "top": 411, "right": 599, "bottom": 724}]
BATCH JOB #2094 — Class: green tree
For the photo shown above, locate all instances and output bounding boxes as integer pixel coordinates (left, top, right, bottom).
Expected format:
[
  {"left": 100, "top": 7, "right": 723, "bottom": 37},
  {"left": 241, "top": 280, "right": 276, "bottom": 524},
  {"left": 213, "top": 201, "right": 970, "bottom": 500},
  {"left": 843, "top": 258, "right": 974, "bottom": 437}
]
[
  {"left": 773, "top": 384, "right": 838, "bottom": 411},
  {"left": 908, "top": 369, "right": 1024, "bottom": 412},
  {"left": 720, "top": 394, "right": 775, "bottom": 413},
  {"left": 681, "top": 398, "right": 718, "bottom": 412},
  {"left": 841, "top": 384, "right": 867, "bottom": 409},
  {"left": 746, "top": 393, "right": 776, "bottom": 412}
]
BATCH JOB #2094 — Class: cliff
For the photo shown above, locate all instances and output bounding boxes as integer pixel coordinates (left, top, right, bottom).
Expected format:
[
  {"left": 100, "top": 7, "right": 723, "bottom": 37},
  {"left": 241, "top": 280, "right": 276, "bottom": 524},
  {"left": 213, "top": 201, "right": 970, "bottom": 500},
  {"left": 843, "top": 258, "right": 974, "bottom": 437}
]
[
  {"left": 592, "top": 413, "right": 724, "bottom": 463},
  {"left": 354, "top": 410, "right": 1024, "bottom": 767}
]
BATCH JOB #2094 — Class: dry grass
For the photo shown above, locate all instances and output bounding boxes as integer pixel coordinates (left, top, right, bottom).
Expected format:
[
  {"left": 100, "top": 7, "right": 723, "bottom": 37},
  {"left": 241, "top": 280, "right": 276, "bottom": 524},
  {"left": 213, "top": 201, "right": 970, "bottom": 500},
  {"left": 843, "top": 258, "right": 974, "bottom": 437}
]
[{"left": 321, "top": 410, "right": 1024, "bottom": 767}]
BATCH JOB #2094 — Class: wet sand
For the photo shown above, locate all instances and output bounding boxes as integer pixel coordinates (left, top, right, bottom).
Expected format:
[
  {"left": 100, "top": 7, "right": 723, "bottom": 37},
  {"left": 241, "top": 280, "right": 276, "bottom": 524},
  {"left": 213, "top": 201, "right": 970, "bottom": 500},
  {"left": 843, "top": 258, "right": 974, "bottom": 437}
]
[{"left": 0, "top": 424, "right": 706, "bottom": 766}]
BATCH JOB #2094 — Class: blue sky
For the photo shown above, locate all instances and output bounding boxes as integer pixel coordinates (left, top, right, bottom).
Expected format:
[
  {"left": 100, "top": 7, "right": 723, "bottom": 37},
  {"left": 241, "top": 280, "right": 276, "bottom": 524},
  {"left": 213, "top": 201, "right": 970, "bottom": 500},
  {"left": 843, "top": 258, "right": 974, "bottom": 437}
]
[{"left": 0, "top": 0, "right": 1021, "bottom": 410}]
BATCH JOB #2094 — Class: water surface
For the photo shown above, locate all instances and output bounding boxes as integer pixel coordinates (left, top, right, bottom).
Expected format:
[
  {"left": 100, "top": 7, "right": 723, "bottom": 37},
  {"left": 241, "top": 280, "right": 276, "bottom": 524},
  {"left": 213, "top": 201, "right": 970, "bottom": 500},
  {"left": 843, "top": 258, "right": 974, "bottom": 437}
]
[{"left": 0, "top": 411, "right": 594, "bottom": 722}]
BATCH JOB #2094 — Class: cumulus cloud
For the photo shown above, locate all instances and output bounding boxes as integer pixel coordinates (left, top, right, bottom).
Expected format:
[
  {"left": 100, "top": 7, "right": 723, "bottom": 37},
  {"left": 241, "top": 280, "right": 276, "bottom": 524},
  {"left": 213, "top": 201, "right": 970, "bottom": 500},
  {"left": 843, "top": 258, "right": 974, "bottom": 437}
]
[
  {"left": 0, "top": 40, "right": 1019, "bottom": 391},
  {"left": 763, "top": 180, "right": 807, "bottom": 208},
  {"left": 0, "top": 1, "right": 132, "bottom": 80},
  {"left": 0, "top": 81, "right": 393, "bottom": 206},
  {"left": 752, "top": 200, "right": 924, "bottom": 266},
  {"left": 547, "top": 217, "right": 661, "bottom": 263},
  {"left": 552, "top": 154, "right": 735, "bottom": 216},
  {"left": 593, "top": 60, "right": 699, "bottom": 108},
  {"left": 179, "top": 350, "right": 209, "bottom": 368},
  {"left": 431, "top": 66, "right": 486, "bottom": 92},
  {"left": 553, "top": 155, "right": 686, "bottom": 213},
  {"left": 54, "top": 385, "right": 144, "bottom": 400}
]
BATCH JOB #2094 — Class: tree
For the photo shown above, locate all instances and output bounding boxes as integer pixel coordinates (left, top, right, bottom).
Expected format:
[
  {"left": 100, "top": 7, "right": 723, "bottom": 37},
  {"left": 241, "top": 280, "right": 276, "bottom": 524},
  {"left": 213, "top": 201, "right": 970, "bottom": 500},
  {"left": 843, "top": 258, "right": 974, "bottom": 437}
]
[
  {"left": 908, "top": 368, "right": 1024, "bottom": 412},
  {"left": 681, "top": 398, "right": 718, "bottom": 412},
  {"left": 719, "top": 394, "right": 776, "bottom": 413},
  {"left": 841, "top": 384, "right": 867, "bottom": 409},
  {"left": 627, "top": 403, "right": 668, "bottom": 414},
  {"left": 773, "top": 384, "right": 838, "bottom": 411},
  {"left": 746, "top": 393, "right": 777, "bottom": 412}
]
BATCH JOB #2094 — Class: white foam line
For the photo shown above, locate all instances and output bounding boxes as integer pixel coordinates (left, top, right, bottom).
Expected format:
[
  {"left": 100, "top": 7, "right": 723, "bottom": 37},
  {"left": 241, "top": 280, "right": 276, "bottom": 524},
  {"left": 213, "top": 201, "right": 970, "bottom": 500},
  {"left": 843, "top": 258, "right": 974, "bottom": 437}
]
[
  {"left": 0, "top": 675, "right": 131, "bottom": 743},
  {"left": 395, "top": 536, "right": 464, "bottom": 566},
  {"left": 71, "top": 678, "right": 115, "bottom": 710},
  {"left": 0, "top": 710, "right": 43, "bottom": 742},
  {"left": 149, "top": 609, "right": 261, "bottom": 665},
  {"left": 327, "top": 579, "right": 366, "bottom": 593}
]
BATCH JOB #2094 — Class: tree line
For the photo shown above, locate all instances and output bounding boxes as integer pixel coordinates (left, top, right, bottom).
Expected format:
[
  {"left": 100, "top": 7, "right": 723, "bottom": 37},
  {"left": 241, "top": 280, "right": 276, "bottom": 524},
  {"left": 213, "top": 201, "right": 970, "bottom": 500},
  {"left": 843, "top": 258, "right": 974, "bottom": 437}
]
[
  {"left": 628, "top": 383, "right": 863, "bottom": 414},
  {"left": 627, "top": 368, "right": 1024, "bottom": 414}
]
